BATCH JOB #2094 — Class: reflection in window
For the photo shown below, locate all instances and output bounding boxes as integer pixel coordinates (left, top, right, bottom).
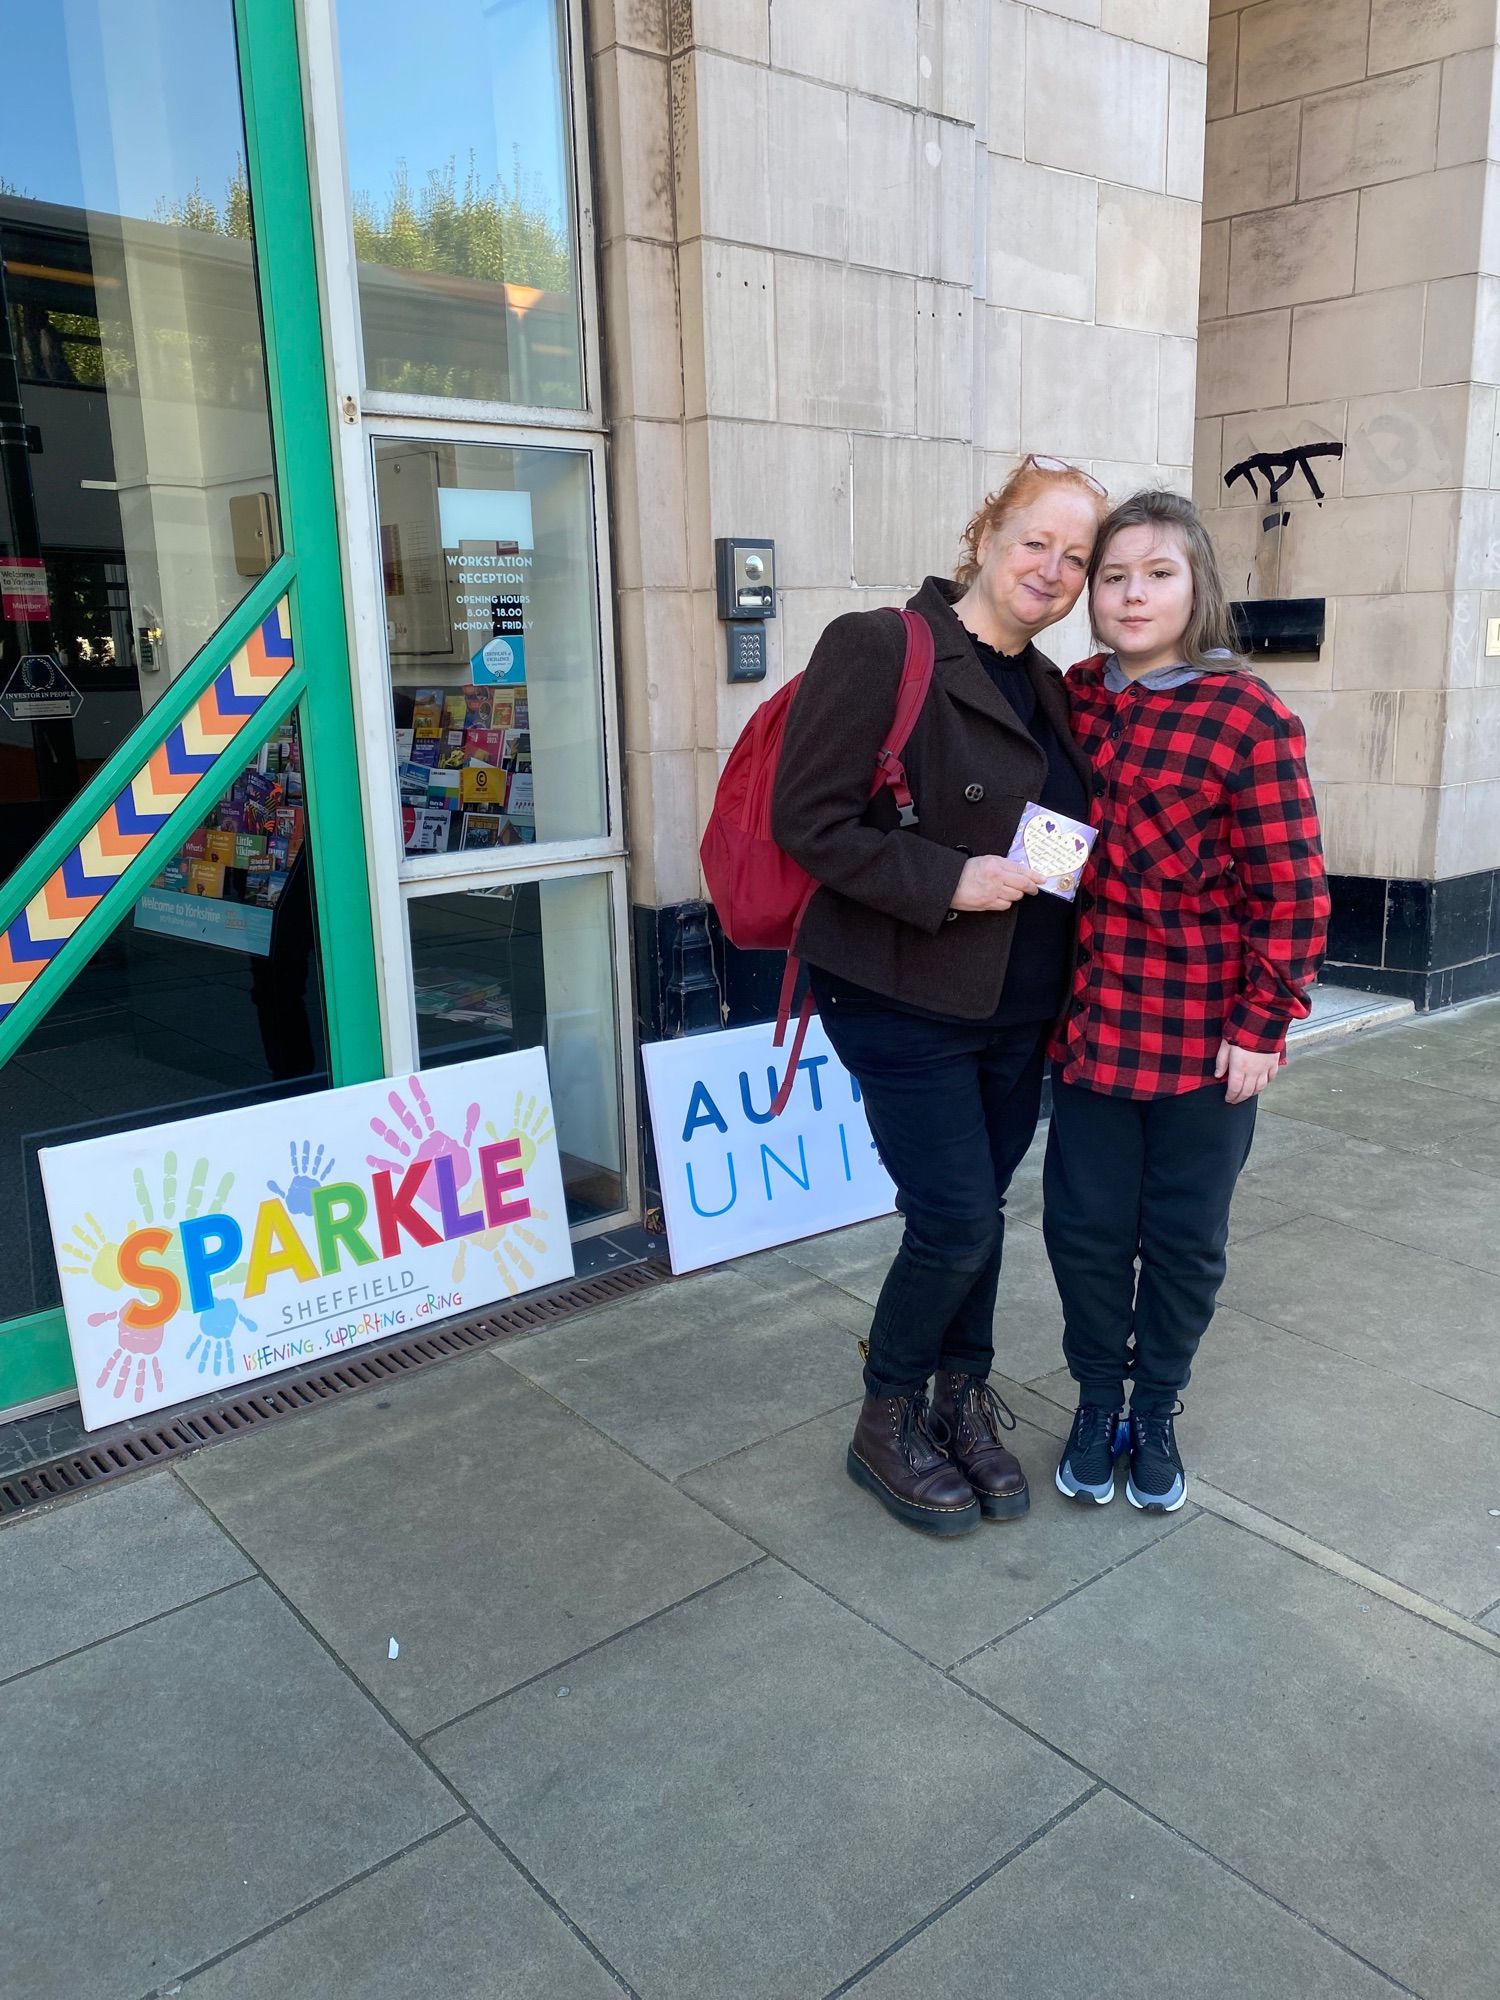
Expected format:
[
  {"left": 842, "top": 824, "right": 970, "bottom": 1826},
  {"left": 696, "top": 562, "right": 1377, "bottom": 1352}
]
[
  {"left": 1, "top": 711, "right": 327, "bottom": 1323},
  {"left": 337, "top": 0, "right": 584, "bottom": 408},
  {"left": 375, "top": 439, "right": 606, "bottom": 853},
  {"left": 409, "top": 879, "right": 623, "bottom": 1222},
  {"left": 0, "top": 1, "right": 279, "bottom": 890}
]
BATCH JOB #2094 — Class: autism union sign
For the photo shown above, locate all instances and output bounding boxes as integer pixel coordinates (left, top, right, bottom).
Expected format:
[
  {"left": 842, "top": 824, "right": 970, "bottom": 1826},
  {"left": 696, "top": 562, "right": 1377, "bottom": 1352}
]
[{"left": 641, "top": 1018, "right": 895, "bottom": 1274}]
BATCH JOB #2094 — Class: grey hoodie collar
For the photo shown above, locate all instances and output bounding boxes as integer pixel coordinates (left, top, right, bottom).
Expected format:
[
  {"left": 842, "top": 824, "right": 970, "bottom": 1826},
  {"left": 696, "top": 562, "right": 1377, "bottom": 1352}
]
[{"left": 1103, "top": 647, "right": 1235, "bottom": 693}]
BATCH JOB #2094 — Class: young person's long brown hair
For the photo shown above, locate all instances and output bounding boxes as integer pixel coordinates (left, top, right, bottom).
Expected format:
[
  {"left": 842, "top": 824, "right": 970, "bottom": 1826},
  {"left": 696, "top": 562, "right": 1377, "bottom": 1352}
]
[{"left": 1088, "top": 489, "right": 1241, "bottom": 670}]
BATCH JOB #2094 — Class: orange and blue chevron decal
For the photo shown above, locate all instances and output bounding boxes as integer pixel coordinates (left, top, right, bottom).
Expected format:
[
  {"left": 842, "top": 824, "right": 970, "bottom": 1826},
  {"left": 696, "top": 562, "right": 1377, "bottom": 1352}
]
[{"left": 0, "top": 600, "right": 295, "bottom": 1026}]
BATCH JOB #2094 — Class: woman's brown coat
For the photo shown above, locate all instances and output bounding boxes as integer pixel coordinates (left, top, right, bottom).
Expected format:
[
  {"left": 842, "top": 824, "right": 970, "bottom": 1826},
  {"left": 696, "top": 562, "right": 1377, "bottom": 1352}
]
[{"left": 772, "top": 575, "right": 1094, "bottom": 1019}]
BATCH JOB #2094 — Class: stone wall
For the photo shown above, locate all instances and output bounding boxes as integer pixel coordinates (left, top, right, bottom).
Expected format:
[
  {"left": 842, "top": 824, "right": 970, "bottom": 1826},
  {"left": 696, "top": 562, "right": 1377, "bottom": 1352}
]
[
  {"left": 1198, "top": 0, "right": 1500, "bottom": 990},
  {"left": 592, "top": 0, "right": 1208, "bottom": 929}
]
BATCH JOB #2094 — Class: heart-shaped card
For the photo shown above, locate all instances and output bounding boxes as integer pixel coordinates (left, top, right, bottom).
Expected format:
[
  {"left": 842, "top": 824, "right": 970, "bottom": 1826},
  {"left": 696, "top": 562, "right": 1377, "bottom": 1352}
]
[{"left": 1005, "top": 801, "right": 1098, "bottom": 901}]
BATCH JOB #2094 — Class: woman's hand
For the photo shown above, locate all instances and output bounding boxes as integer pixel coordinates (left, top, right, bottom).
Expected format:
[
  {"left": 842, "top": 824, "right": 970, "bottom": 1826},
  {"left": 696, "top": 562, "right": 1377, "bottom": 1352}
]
[
  {"left": 950, "top": 855, "right": 1046, "bottom": 912},
  {"left": 1215, "top": 1039, "right": 1279, "bottom": 1104}
]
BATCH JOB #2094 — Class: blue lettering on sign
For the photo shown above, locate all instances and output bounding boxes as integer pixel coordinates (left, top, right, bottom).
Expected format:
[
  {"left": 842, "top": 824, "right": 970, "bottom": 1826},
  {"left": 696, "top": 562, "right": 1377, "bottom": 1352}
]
[
  {"left": 838, "top": 1123, "right": 852, "bottom": 1183},
  {"left": 739, "top": 1067, "right": 780, "bottom": 1125},
  {"left": 799, "top": 1054, "right": 827, "bottom": 1110},
  {"left": 682, "top": 1082, "right": 729, "bottom": 1142},
  {"left": 760, "top": 1137, "right": 810, "bottom": 1199},
  {"left": 686, "top": 1154, "right": 737, "bottom": 1216},
  {"left": 738, "top": 1057, "right": 829, "bottom": 1125}
]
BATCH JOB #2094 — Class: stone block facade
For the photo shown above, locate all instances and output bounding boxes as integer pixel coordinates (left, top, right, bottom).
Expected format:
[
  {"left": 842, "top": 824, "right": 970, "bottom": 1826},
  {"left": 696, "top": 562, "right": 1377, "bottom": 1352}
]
[
  {"left": 593, "top": 0, "right": 1208, "bottom": 962},
  {"left": 1199, "top": 0, "right": 1500, "bottom": 1004},
  {"left": 598, "top": 0, "right": 1500, "bottom": 1019}
]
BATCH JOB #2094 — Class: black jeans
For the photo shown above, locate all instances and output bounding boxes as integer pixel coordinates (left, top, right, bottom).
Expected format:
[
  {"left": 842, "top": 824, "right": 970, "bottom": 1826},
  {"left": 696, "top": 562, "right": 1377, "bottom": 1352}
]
[
  {"left": 815, "top": 985, "right": 1049, "bottom": 1400},
  {"left": 1041, "top": 1072, "right": 1257, "bottom": 1416}
]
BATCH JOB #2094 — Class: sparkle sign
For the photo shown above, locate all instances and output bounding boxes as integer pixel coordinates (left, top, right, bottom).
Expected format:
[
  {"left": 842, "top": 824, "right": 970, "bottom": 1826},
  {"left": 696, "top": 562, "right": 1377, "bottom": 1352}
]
[{"left": 41, "top": 1051, "right": 573, "bottom": 1429}]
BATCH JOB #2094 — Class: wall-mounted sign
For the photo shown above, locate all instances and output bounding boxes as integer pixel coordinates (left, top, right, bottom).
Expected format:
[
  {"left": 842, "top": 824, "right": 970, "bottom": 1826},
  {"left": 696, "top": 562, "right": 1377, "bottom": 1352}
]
[
  {"left": 641, "top": 1019, "right": 895, "bottom": 1275},
  {"left": 0, "top": 653, "right": 81, "bottom": 722},
  {"left": 0, "top": 558, "right": 51, "bottom": 622},
  {"left": 41, "top": 1050, "right": 573, "bottom": 1430}
]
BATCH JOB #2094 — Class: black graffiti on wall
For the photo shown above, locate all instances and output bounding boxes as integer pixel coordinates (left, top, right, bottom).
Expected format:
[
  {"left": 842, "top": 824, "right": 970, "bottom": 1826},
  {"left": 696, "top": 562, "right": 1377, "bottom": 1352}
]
[{"left": 1224, "top": 441, "right": 1344, "bottom": 503}]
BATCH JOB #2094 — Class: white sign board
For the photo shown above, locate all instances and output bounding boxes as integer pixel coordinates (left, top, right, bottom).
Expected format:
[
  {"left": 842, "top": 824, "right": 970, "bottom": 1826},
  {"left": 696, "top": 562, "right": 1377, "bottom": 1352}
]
[
  {"left": 641, "top": 1019, "right": 895, "bottom": 1274},
  {"left": 40, "top": 1051, "right": 573, "bottom": 1430}
]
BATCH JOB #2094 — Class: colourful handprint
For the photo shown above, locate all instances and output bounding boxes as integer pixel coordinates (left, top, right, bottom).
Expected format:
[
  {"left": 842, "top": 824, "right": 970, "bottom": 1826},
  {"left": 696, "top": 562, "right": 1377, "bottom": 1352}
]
[
  {"left": 90, "top": 1309, "right": 165, "bottom": 1404},
  {"left": 503, "top": 1090, "right": 553, "bottom": 1174},
  {"left": 366, "top": 1076, "right": 481, "bottom": 1213},
  {"left": 59, "top": 1213, "right": 127, "bottom": 1292},
  {"left": 186, "top": 1297, "right": 256, "bottom": 1378},
  {"left": 450, "top": 1111, "right": 551, "bottom": 1295},
  {"left": 267, "top": 1140, "right": 335, "bottom": 1216},
  {"left": 132, "top": 1151, "right": 234, "bottom": 1232}
]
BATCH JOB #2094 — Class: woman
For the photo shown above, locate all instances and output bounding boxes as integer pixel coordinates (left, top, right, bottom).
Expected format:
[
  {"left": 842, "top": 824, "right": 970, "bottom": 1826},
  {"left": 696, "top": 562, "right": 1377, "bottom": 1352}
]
[
  {"left": 1046, "top": 489, "right": 1328, "bottom": 1512},
  {"left": 773, "top": 456, "right": 1108, "bottom": 1537}
]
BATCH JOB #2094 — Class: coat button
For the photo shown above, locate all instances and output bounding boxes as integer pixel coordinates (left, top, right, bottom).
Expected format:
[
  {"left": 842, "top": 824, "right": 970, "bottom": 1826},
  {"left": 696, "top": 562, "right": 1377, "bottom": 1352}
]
[
  {"left": 964, "top": 782, "right": 984, "bottom": 802},
  {"left": 945, "top": 909, "right": 959, "bottom": 923}
]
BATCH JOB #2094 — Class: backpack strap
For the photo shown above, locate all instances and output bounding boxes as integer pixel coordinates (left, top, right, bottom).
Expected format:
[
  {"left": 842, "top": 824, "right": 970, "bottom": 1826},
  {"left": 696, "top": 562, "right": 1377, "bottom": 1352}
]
[
  {"left": 870, "top": 607, "right": 935, "bottom": 828},
  {"left": 767, "top": 609, "right": 933, "bottom": 1117}
]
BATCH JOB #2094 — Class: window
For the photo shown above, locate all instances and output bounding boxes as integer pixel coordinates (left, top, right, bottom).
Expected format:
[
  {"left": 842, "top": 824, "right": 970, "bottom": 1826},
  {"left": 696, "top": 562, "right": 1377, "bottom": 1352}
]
[
  {"left": 337, "top": 0, "right": 584, "bottom": 409},
  {"left": 0, "top": 1, "right": 280, "bottom": 891},
  {"left": 375, "top": 437, "right": 607, "bottom": 857}
]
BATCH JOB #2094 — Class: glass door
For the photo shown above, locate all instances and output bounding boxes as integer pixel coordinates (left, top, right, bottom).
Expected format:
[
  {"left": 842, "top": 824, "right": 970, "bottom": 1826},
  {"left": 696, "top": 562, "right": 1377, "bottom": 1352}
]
[{"left": 303, "top": 0, "right": 636, "bottom": 1233}]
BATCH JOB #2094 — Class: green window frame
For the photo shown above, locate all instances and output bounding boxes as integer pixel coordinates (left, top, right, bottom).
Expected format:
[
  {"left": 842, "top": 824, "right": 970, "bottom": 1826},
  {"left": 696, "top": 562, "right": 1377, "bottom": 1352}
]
[{"left": 0, "top": 0, "right": 384, "bottom": 1415}]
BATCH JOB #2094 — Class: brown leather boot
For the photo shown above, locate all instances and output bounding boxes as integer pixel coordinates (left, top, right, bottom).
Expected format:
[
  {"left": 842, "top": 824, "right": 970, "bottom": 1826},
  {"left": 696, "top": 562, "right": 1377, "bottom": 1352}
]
[
  {"left": 846, "top": 1390, "right": 980, "bottom": 1535},
  {"left": 931, "top": 1372, "right": 1030, "bottom": 1519}
]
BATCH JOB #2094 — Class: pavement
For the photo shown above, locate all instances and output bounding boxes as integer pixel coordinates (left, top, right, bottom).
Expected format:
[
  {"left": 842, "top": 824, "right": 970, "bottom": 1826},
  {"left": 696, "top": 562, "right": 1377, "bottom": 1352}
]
[{"left": 3, "top": 999, "right": 1499, "bottom": 2000}]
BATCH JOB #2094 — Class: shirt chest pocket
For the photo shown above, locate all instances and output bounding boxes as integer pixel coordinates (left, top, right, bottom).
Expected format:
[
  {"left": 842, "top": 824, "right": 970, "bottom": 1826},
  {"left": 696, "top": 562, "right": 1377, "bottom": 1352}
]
[{"left": 1120, "top": 780, "right": 1220, "bottom": 885}]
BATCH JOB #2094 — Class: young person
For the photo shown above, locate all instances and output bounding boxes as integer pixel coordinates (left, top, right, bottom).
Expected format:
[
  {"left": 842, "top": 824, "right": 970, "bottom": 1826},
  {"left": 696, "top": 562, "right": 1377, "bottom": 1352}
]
[{"left": 1045, "top": 489, "right": 1330, "bottom": 1512}]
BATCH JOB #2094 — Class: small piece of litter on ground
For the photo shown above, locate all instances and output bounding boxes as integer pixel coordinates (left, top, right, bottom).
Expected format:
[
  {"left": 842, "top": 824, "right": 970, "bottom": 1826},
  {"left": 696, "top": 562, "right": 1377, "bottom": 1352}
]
[
  {"left": 388, "top": 1638, "right": 400, "bottom": 1660},
  {"left": 1489, "top": 1509, "right": 1500, "bottom": 1517},
  {"left": 557, "top": 1685, "right": 571, "bottom": 1697}
]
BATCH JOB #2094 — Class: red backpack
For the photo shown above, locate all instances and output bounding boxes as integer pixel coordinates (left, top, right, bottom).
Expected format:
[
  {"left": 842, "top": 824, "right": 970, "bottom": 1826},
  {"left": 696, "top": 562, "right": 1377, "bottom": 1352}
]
[{"left": 699, "top": 607, "right": 936, "bottom": 1113}]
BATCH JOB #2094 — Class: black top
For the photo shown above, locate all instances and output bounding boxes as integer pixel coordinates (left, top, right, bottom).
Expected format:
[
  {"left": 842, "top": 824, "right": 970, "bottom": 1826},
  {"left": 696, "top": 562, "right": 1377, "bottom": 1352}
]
[
  {"left": 808, "top": 637, "right": 1090, "bottom": 1030},
  {"left": 969, "top": 638, "right": 1090, "bottom": 1025}
]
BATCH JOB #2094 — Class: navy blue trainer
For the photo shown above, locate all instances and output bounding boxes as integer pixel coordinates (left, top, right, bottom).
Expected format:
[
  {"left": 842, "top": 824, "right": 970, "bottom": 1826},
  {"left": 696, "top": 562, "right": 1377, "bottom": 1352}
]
[
  {"left": 1125, "top": 1407, "right": 1187, "bottom": 1512},
  {"left": 1055, "top": 1403, "right": 1127, "bottom": 1505}
]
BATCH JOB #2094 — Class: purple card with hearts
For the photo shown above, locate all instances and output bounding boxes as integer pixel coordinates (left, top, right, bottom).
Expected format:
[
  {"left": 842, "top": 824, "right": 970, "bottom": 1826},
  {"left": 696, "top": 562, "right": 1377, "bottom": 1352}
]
[{"left": 1005, "top": 801, "right": 1098, "bottom": 902}]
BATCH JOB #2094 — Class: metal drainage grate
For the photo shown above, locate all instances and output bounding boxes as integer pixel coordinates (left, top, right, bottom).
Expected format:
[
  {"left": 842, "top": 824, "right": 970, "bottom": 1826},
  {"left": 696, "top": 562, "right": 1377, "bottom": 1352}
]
[{"left": 0, "top": 1259, "right": 673, "bottom": 1522}]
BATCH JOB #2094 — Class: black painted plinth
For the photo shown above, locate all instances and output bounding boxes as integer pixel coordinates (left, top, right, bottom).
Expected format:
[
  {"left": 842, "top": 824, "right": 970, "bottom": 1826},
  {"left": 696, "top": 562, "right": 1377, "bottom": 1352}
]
[{"left": 1323, "top": 868, "right": 1500, "bottom": 1010}]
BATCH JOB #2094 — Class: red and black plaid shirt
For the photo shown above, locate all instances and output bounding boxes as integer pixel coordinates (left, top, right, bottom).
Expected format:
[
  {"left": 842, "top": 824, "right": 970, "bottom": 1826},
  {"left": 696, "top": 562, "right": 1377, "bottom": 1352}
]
[{"left": 1050, "top": 654, "right": 1330, "bottom": 1099}]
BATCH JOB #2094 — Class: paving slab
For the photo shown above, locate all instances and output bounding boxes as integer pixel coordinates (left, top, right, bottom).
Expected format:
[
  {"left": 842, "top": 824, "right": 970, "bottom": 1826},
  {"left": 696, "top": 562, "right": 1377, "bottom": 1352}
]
[
  {"left": 1407, "top": 999, "right": 1500, "bottom": 1058},
  {"left": 1240, "top": 1106, "right": 1346, "bottom": 1168},
  {"left": 1236, "top": 1132, "right": 1500, "bottom": 1276},
  {"left": 180, "top": 1353, "right": 755, "bottom": 1736},
  {"left": 1226, "top": 1184, "right": 1299, "bottom": 1240},
  {"left": 0, "top": 1581, "right": 454, "bottom": 2000},
  {"left": 1219, "top": 1214, "right": 1500, "bottom": 1415},
  {"left": 427, "top": 1560, "right": 1086, "bottom": 2000},
  {"left": 177, "top": 1821, "right": 620, "bottom": 2000},
  {"left": 499, "top": 1262, "right": 868, "bottom": 1478},
  {"left": 752, "top": 1210, "right": 905, "bottom": 1291},
  {"left": 681, "top": 1402, "right": 1188, "bottom": 1666},
  {"left": 0, "top": 1472, "right": 251, "bottom": 1683},
  {"left": 1260, "top": 1054, "right": 1496, "bottom": 1157},
  {"left": 957, "top": 1513, "right": 1500, "bottom": 2000},
  {"left": 745, "top": 1210, "right": 1069, "bottom": 1387},
  {"left": 1035, "top": 1308, "right": 1500, "bottom": 1617},
  {"left": 1324, "top": 1027, "right": 1500, "bottom": 1103},
  {"left": 847, "top": 1789, "right": 1399, "bottom": 2000}
]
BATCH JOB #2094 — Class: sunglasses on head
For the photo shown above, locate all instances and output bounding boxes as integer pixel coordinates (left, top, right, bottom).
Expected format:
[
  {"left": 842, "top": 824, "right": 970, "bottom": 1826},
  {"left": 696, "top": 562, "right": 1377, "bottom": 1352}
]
[{"left": 1021, "top": 452, "right": 1108, "bottom": 498}]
